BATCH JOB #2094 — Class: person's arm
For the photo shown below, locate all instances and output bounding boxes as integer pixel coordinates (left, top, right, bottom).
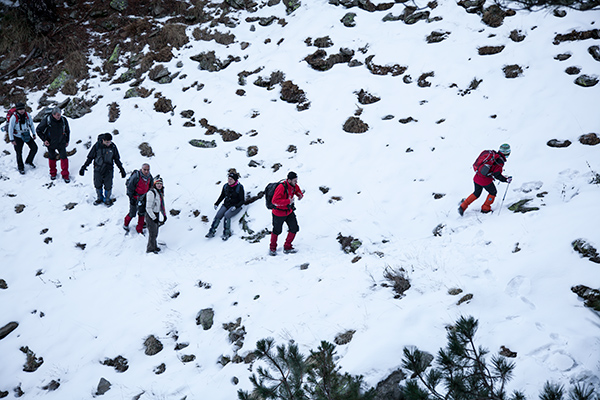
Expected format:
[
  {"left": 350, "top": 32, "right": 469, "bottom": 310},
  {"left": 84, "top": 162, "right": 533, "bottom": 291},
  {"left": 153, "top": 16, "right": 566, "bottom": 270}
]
[
  {"left": 63, "top": 118, "right": 70, "bottom": 145},
  {"left": 113, "top": 145, "right": 126, "bottom": 177},
  {"left": 146, "top": 190, "right": 157, "bottom": 221},
  {"left": 215, "top": 186, "right": 226, "bottom": 207},
  {"left": 27, "top": 116, "right": 36, "bottom": 139},
  {"left": 233, "top": 185, "right": 245, "bottom": 208},
  {"left": 8, "top": 116, "right": 16, "bottom": 143}
]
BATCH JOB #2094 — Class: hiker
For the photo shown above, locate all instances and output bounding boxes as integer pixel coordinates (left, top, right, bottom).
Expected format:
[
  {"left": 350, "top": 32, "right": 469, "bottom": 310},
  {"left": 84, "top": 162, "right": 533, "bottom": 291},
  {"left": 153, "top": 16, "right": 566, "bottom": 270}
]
[
  {"left": 269, "top": 171, "right": 304, "bottom": 256},
  {"left": 7, "top": 102, "right": 38, "bottom": 175},
  {"left": 36, "top": 106, "right": 71, "bottom": 182},
  {"left": 123, "top": 163, "right": 153, "bottom": 233},
  {"left": 146, "top": 176, "right": 167, "bottom": 254},
  {"left": 79, "top": 133, "right": 126, "bottom": 206},
  {"left": 206, "top": 170, "right": 245, "bottom": 241},
  {"left": 459, "top": 143, "right": 512, "bottom": 215}
]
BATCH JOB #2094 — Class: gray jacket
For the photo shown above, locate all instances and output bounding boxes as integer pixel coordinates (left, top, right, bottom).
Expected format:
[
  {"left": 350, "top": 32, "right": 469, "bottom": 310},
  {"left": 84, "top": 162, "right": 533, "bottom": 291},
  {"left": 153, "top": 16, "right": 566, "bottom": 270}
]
[
  {"left": 146, "top": 188, "right": 166, "bottom": 222},
  {"left": 8, "top": 113, "right": 36, "bottom": 141}
]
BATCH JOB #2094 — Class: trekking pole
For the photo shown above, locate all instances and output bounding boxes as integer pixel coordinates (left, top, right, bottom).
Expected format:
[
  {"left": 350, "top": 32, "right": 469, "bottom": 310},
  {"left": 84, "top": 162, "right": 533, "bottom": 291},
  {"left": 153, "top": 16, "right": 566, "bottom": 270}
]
[{"left": 498, "top": 181, "right": 510, "bottom": 216}]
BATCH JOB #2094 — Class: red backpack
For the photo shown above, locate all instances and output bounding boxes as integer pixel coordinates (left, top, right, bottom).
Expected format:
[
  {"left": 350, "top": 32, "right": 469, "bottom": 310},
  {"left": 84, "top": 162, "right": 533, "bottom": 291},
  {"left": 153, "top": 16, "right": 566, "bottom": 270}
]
[
  {"left": 473, "top": 150, "right": 501, "bottom": 177},
  {"left": 2, "top": 108, "right": 28, "bottom": 132}
]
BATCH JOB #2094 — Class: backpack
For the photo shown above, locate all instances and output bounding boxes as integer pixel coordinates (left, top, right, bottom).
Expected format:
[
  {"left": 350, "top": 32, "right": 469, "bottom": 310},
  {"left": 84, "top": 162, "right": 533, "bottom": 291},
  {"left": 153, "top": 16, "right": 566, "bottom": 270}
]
[
  {"left": 125, "top": 170, "right": 140, "bottom": 189},
  {"left": 1, "top": 108, "right": 28, "bottom": 132},
  {"left": 265, "top": 180, "right": 287, "bottom": 209},
  {"left": 473, "top": 150, "right": 500, "bottom": 177}
]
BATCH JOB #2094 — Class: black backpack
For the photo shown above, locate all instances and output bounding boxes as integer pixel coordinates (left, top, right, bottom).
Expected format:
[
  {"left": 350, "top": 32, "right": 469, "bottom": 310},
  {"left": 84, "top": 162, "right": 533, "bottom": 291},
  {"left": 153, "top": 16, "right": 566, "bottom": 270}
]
[{"left": 265, "top": 180, "right": 287, "bottom": 209}]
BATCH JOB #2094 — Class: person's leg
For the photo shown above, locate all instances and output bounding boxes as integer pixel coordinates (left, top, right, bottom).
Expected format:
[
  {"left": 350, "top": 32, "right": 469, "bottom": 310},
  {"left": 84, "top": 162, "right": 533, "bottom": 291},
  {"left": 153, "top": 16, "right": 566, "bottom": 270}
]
[
  {"left": 222, "top": 206, "right": 242, "bottom": 237},
  {"left": 270, "top": 214, "right": 286, "bottom": 252},
  {"left": 146, "top": 217, "right": 159, "bottom": 252},
  {"left": 48, "top": 147, "right": 58, "bottom": 178},
  {"left": 58, "top": 147, "right": 69, "bottom": 179},
  {"left": 283, "top": 212, "right": 299, "bottom": 251},
  {"left": 459, "top": 183, "right": 483, "bottom": 214},
  {"left": 13, "top": 137, "right": 25, "bottom": 172},
  {"left": 93, "top": 169, "right": 104, "bottom": 203},
  {"left": 25, "top": 140, "right": 38, "bottom": 166},
  {"left": 103, "top": 171, "right": 114, "bottom": 204},
  {"left": 481, "top": 183, "right": 498, "bottom": 213},
  {"left": 207, "top": 205, "right": 227, "bottom": 236}
]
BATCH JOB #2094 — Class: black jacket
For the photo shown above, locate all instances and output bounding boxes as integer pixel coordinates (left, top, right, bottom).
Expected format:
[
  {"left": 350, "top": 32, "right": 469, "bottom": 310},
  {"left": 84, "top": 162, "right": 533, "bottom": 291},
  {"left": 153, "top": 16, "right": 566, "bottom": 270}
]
[
  {"left": 36, "top": 115, "right": 70, "bottom": 147},
  {"left": 82, "top": 139, "right": 124, "bottom": 173},
  {"left": 215, "top": 182, "right": 245, "bottom": 209}
]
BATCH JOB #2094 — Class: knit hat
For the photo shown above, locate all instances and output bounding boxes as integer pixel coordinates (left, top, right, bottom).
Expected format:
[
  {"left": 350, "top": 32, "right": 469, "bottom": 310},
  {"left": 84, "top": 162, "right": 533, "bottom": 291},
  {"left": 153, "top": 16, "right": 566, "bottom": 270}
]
[
  {"left": 15, "top": 102, "right": 25, "bottom": 110},
  {"left": 287, "top": 171, "right": 298, "bottom": 180},
  {"left": 228, "top": 171, "right": 239, "bottom": 181},
  {"left": 498, "top": 143, "right": 511, "bottom": 157},
  {"left": 102, "top": 133, "right": 112, "bottom": 141},
  {"left": 153, "top": 176, "right": 163, "bottom": 186}
]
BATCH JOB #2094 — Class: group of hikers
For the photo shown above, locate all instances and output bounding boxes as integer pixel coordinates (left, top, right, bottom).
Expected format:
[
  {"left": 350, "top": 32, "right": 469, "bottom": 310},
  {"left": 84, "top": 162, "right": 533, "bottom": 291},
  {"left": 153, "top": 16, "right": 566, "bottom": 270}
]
[{"left": 5, "top": 101, "right": 512, "bottom": 255}]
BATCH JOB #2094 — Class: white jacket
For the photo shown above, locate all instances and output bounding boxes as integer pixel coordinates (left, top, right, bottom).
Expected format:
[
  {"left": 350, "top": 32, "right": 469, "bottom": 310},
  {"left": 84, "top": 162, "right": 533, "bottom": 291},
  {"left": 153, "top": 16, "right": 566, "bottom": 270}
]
[
  {"left": 8, "top": 113, "right": 36, "bottom": 141},
  {"left": 146, "top": 188, "right": 165, "bottom": 222}
]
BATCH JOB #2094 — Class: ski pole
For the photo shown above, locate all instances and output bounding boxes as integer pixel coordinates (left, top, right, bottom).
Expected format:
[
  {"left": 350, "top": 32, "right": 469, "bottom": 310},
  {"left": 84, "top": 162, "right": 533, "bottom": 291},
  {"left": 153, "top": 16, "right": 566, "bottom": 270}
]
[{"left": 498, "top": 181, "right": 510, "bottom": 216}]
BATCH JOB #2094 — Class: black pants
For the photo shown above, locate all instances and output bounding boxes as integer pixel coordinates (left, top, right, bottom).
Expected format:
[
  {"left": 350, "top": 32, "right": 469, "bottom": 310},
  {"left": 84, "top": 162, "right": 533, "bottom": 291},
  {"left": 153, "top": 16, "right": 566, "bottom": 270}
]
[
  {"left": 93, "top": 168, "right": 114, "bottom": 191},
  {"left": 48, "top": 145, "right": 68, "bottom": 160},
  {"left": 14, "top": 137, "right": 38, "bottom": 170},
  {"left": 272, "top": 212, "right": 299, "bottom": 235},
  {"left": 146, "top": 217, "right": 159, "bottom": 252},
  {"left": 473, "top": 182, "right": 497, "bottom": 198}
]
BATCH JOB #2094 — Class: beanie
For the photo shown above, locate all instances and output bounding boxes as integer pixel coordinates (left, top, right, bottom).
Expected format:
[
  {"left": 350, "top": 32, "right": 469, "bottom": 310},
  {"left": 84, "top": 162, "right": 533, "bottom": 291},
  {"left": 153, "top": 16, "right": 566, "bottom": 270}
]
[
  {"left": 498, "top": 143, "right": 511, "bottom": 157},
  {"left": 103, "top": 133, "right": 112, "bottom": 141},
  {"left": 228, "top": 171, "right": 239, "bottom": 181},
  {"left": 153, "top": 176, "right": 163, "bottom": 186},
  {"left": 287, "top": 171, "right": 297, "bottom": 180},
  {"left": 15, "top": 102, "right": 25, "bottom": 110}
]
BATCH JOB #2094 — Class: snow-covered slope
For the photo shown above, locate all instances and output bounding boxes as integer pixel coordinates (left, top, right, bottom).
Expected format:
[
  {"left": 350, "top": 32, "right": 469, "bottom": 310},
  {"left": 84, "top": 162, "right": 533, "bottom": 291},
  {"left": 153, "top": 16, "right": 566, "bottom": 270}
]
[{"left": 1, "top": 0, "right": 599, "bottom": 398}]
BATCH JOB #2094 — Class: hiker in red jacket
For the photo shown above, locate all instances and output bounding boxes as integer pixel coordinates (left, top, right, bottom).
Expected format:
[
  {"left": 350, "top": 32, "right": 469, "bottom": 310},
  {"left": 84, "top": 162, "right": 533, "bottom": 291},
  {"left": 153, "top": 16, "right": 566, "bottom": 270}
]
[
  {"left": 270, "top": 171, "right": 304, "bottom": 256},
  {"left": 459, "top": 144, "right": 512, "bottom": 215}
]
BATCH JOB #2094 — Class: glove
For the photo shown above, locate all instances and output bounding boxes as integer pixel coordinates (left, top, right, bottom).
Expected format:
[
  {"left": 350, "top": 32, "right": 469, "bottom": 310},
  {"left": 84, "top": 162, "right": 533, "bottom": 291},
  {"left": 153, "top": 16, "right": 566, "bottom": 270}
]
[
  {"left": 120, "top": 169, "right": 126, "bottom": 178},
  {"left": 79, "top": 167, "right": 85, "bottom": 176},
  {"left": 214, "top": 204, "right": 218, "bottom": 210},
  {"left": 507, "top": 176, "right": 513, "bottom": 183}
]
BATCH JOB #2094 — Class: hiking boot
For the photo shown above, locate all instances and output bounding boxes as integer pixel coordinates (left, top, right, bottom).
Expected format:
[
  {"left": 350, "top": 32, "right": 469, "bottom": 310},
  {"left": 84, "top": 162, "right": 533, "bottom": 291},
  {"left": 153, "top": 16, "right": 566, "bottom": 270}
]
[
  {"left": 205, "top": 231, "right": 215, "bottom": 238},
  {"left": 26, "top": 162, "right": 36, "bottom": 168},
  {"left": 123, "top": 224, "right": 130, "bottom": 232},
  {"left": 458, "top": 206, "right": 465, "bottom": 216},
  {"left": 94, "top": 199, "right": 104, "bottom": 205},
  {"left": 63, "top": 176, "right": 70, "bottom": 183},
  {"left": 104, "top": 198, "right": 114, "bottom": 207},
  {"left": 222, "top": 230, "right": 232, "bottom": 241},
  {"left": 283, "top": 247, "right": 298, "bottom": 254},
  {"left": 269, "top": 249, "right": 277, "bottom": 256},
  {"left": 50, "top": 175, "right": 57, "bottom": 180},
  {"left": 19, "top": 169, "right": 25, "bottom": 175}
]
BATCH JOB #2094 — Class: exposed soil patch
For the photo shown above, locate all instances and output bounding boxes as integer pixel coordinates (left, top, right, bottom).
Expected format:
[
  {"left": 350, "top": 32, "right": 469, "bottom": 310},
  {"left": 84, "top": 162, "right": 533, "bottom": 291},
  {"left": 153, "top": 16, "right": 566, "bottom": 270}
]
[
  {"left": 510, "top": 29, "right": 526, "bottom": 42},
  {"left": 418, "top": 71, "right": 435, "bottom": 87},
  {"left": 478, "top": 45, "right": 505, "bottom": 55},
  {"left": 503, "top": 64, "right": 523, "bottom": 78},
  {"left": 355, "top": 89, "right": 380, "bottom": 105},
  {"left": 280, "top": 80, "right": 310, "bottom": 111},
  {"left": 553, "top": 29, "right": 600, "bottom": 45},
  {"left": 192, "top": 27, "right": 235, "bottom": 45}
]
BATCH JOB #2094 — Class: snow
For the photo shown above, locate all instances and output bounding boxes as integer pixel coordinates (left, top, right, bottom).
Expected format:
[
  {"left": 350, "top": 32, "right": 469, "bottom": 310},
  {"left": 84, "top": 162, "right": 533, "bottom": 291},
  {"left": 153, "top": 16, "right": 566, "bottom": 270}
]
[{"left": 1, "top": 0, "right": 599, "bottom": 398}]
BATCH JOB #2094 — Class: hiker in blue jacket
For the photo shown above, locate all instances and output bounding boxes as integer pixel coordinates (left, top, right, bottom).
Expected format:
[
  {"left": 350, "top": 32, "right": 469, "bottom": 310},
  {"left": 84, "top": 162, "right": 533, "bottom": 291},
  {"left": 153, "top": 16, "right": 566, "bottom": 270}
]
[
  {"left": 206, "top": 171, "right": 245, "bottom": 240},
  {"left": 7, "top": 102, "right": 38, "bottom": 175}
]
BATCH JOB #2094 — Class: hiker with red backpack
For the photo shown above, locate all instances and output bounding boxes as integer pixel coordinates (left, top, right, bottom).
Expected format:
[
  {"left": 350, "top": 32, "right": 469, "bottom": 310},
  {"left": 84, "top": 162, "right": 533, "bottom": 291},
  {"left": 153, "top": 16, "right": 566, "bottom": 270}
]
[
  {"left": 7, "top": 102, "right": 38, "bottom": 175},
  {"left": 36, "top": 107, "right": 71, "bottom": 182},
  {"left": 269, "top": 171, "right": 304, "bottom": 256},
  {"left": 459, "top": 144, "right": 512, "bottom": 215}
]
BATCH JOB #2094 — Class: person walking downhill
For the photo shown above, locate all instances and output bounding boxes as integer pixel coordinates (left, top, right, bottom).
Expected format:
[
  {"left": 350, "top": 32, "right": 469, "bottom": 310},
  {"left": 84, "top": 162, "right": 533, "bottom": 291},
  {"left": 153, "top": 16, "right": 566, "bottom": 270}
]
[
  {"left": 36, "top": 107, "right": 71, "bottom": 182},
  {"left": 79, "top": 133, "right": 126, "bottom": 206},
  {"left": 123, "top": 163, "right": 153, "bottom": 233},
  {"left": 206, "top": 170, "right": 245, "bottom": 241},
  {"left": 269, "top": 171, "right": 304, "bottom": 256},
  {"left": 7, "top": 102, "right": 38, "bottom": 175},
  {"left": 459, "top": 143, "right": 512, "bottom": 215},
  {"left": 146, "top": 176, "right": 167, "bottom": 254}
]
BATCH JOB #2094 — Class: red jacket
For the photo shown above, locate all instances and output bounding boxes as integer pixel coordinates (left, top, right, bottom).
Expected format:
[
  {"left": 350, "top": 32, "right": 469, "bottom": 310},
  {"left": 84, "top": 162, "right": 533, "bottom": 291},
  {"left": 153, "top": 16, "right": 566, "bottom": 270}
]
[
  {"left": 474, "top": 153, "right": 508, "bottom": 186},
  {"left": 272, "top": 180, "right": 303, "bottom": 217}
]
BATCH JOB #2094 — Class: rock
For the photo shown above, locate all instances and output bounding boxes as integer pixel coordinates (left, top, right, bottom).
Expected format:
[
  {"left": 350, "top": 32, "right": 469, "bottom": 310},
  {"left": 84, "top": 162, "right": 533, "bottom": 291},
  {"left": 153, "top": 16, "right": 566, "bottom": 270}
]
[
  {"left": 571, "top": 285, "right": 600, "bottom": 311},
  {"left": 154, "top": 96, "right": 173, "bottom": 113},
  {"left": 341, "top": 12, "right": 356, "bottom": 27},
  {"left": 334, "top": 330, "right": 356, "bottom": 345},
  {"left": 337, "top": 233, "right": 362, "bottom": 253},
  {"left": 508, "top": 199, "right": 539, "bottom": 213},
  {"left": 148, "top": 65, "right": 170, "bottom": 82},
  {"left": 405, "top": 10, "right": 430, "bottom": 25},
  {"left": 180, "top": 354, "right": 196, "bottom": 363},
  {"left": 280, "top": 80, "right": 310, "bottom": 111},
  {"left": 0, "top": 279, "right": 7, "bottom": 289},
  {"left": 503, "top": 64, "right": 523, "bottom": 78},
  {"left": 575, "top": 74, "right": 598, "bottom": 87},
  {"left": 64, "top": 97, "right": 97, "bottom": 119},
  {"left": 314, "top": 36, "right": 334, "bottom": 48},
  {"left": 189, "top": 139, "right": 217, "bottom": 148},
  {"left": 154, "top": 363, "right": 166, "bottom": 374},
  {"left": 448, "top": 288, "right": 463, "bottom": 295},
  {"left": 48, "top": 71, "right": 70, "bottom": 92},
  {"left": 579, "top": 133, "right": 600, "bottom": 145},
  {"left": 247, "top": 146, "right": 258, "bottom": 157},
  {"left": 555, "top": 53, "right": 571, "bottom": 61},
  {"left": 180, "top": 110, "right": 194, "bottom": 118},
  {"left": 139, "top": 142, "right": 154, "bottom": 157},
  {"left": 373, "top": 369, "right": 406, "bottom": 400},
  {"left": 565, "top": 66, "right": 581, "bottom": 75},
  {"left": 101, "top": 355, "right": 129, "bottom": 372},
  {"left": 196, "top": 308, "right": 215, "bottom": 330},
  {"left": 572, "top": 239, "right": 600, "bottom": 263},
  {"left": 144, "top": 335, "right": 164, "bottom": 356},
  {"left": 110, "top": 0, "right": 128, "bottom": 12},
  {"left": 343, "top": 116, "right": 369, "bottom": 133},
  {"left": 433, "top": 223, "right": 445, "bottom": 236},
  {"left": 510, "top": 29, "right": 526, "bottom": 42},
  {"left": 0, "top": 322, "right": 18, "bottom": 340},
  {"left": 356, "top": 89, "right": 380, "bottom": 104},
  {"left": 482, "top": 5, "right": 508, "bottom": 27},
  {"left": 457, "top": 293, "right": 473, "bottom": 305},
  {"left": 96, "top": 378, "right": 111, "bottom": 395},
  {"left": 478, "top": 45, "right": 505, "bottom": 55},
  {"left": 499, "top": 345, "right": 517, "bottom": 358},
  {"left": 589, "top": 46, "right": 600, "bottom": 62},
  {"left": 21, "top": 346, "right": 43, "bottom": 372},
  {"left": 15, "top": 204, "right": 25, "bottom": 214},
  {"left": 190, "top": 51, "right": 241, "bottom": 72},
  {"left": 427, "top": 31, "right": 450, "bottom": 43},
  {"left": 547, "top": 139, "right": 571, "bottom": 148},
  {"left": 41, "top": 380, "right": 60, "bottom": 391},
  {"left": 553, "top": 9, "right": 566, "bottom": 17}
]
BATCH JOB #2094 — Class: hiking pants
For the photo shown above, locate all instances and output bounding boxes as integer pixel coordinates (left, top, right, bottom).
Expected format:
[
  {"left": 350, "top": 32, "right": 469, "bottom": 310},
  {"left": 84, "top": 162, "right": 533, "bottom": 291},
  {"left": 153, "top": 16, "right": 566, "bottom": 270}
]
[
  {"left": 210, "top": 205, "right": 242, "bottom": 232},
  {"left": 13, "top": 137, "right": 38, "bottom": 170},
  {"left": 272, "top": 212, "right": 299, "bottom": 236},
  {"left": 127, "top": 195, "right": 143, "bottom": 218},
  {"left": 47, "top": 145, "right": 69, "bottom": 178},
  {"left": 146, "top": 217, "right": 159, "bottom": 253},
  {"left": 93, "top": 168, "right": 114, "bottom": 191},
  {"left": 473, "top": 182, "right": 497, "bottom": 198}
]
